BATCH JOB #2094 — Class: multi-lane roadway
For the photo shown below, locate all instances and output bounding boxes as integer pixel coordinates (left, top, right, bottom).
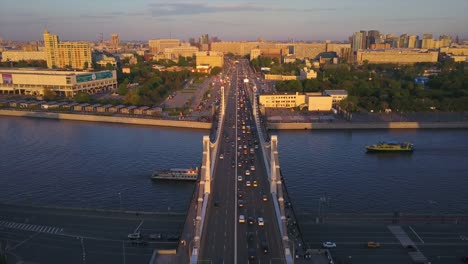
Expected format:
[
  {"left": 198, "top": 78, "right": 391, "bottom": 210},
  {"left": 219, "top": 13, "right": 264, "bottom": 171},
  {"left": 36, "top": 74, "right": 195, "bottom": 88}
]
[{"left": 199, "top": 60, "right": 284, "bottom": 263}]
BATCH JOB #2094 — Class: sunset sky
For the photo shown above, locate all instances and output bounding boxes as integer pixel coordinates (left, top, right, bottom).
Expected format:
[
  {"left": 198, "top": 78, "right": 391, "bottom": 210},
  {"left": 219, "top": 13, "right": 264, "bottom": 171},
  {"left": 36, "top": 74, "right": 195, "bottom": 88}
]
[{"left": 1, "top": 0, "right": 467, "bottom": 41}]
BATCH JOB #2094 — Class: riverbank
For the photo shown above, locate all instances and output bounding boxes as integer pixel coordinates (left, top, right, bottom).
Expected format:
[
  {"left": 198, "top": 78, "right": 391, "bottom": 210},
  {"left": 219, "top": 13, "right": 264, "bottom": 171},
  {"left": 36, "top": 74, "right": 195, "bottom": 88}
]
[
  {"left": 268, "top": 121, "right": 468, "bottom": 130},
  {"left": 0, "top": 109, "right": 212, "bottom": 130}
]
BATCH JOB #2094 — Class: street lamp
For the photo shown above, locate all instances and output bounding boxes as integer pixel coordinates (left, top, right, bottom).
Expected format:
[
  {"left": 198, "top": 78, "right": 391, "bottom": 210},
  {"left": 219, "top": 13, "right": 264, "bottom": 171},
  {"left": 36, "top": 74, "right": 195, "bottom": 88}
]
[{"left": 118, "top": 192, "right": 122, "bottom": 211}]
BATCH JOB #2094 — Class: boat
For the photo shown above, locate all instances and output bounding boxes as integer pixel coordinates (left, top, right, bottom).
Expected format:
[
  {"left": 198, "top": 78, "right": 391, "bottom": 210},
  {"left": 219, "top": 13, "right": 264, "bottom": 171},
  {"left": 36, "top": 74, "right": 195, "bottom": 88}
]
[
  {"left": 366, "top": 141, "right": 414, "bottom": 153},
  {"left": 151, "top": 167, "right": 199, "bottom": 181}
]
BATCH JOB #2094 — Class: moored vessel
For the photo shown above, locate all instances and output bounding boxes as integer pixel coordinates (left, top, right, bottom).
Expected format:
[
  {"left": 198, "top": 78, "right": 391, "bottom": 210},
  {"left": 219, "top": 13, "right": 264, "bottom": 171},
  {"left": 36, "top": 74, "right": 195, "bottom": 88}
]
[
  {"left": 151, "top": 167, "right": 199, "bottom": 181},
  {"left": 366, "top": 141, "right": 414, "bottom": 153}
]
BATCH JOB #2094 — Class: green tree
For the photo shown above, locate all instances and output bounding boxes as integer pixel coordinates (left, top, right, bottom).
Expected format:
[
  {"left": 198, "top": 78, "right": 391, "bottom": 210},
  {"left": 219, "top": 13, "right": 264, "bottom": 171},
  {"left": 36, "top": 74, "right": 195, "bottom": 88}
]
[
  {"left": 43, "top": 87, "right": 57, "bottom": 101},
  {"left": 74, "top": 91, "right": 91, "bottom": 103},
  {"left": 210, "top": 66, "right": 222, "bottom": 76}
]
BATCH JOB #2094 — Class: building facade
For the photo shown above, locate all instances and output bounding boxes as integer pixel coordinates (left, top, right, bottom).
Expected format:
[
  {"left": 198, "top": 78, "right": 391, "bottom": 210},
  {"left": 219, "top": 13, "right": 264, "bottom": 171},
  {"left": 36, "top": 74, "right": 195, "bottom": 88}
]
[
  {"left": 356, "top": 49, "right": 438, "bottom": 64},
  {"left": 148, "top": 39, "right": 180, "bottom": 54},
  {"left": 195, "top": 51, "right": 224, "bottom": 68},
  {"left": 1, "top": 51, "right": 46, "bottom": 62},
  {"left": 43, "top": 30, "right": 92, "bottom": 70},
  {"left": 0, "top": 68, "right": 117, "bottom": 97},
  {"left": 259, "top": 92, "right": 306, "bottom": 108}
]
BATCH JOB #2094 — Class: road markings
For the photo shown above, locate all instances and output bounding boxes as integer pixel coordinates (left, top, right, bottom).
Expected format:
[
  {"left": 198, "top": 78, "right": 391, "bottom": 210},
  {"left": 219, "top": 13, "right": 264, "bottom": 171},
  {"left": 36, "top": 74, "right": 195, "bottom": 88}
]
[
  {"left": 409, "top": 226, "right": 425, "bottom": 244},
  {"left": 0, "top": 221, "right": 64, "bottom": 235}
]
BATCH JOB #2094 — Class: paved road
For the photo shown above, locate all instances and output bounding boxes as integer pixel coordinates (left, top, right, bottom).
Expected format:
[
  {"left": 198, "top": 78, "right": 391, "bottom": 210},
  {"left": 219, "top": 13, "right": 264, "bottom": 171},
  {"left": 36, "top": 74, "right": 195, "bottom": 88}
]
[
  {"left": 0, "top": 203, "right": 184, "bottom": 264},
  {"left": 199, "top": 60, "right": 284, "bottom": 263},
  {"left": 300, "top": 223, "right": 468, "bottom": 264}
]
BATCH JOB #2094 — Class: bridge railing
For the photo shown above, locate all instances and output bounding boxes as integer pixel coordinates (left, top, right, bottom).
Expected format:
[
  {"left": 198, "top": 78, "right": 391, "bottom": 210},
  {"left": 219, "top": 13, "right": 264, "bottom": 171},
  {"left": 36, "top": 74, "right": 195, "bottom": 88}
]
[{"left": 190, "top": 85, "right": 225, "bottom": 263}]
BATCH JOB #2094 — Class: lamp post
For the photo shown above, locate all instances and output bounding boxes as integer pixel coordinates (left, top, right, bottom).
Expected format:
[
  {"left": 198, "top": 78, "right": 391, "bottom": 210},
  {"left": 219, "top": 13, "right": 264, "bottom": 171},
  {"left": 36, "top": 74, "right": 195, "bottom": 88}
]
[{"left": 118, "top": 192, "right": 122, "bottom": 211}]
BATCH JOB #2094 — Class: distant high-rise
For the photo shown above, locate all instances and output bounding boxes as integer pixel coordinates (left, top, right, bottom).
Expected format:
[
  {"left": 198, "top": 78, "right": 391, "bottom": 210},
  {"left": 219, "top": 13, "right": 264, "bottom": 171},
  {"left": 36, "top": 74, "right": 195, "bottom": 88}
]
[
  {"left": 111, "top": 34, "right": 119, "bottom": 49},
  {"left": 351, "top": 31, "right": 364, "bottom": 52},
  {"left": 199, "top": 34, "right": 209, "bottom": 45},
  {"left": 43, "top": 30, "right": 92, "bottom": 69},
  {"left": 421, "top": 33, "right": 434, "bottom": 49},
  {"left": 360, "top": 30, "right": 367, "bottom": 49},
  {"left": 367, "top": 30, "right": 380, "bottom": 48},
  {"left": 408, "top": 35, "right": 419, "bottom": 48}
]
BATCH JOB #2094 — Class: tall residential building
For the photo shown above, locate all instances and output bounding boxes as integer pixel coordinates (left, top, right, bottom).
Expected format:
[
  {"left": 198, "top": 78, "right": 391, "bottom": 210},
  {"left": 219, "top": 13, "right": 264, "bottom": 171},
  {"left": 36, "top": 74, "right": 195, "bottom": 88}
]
[
  {"left": 199, "top": 34, "right": 209, "bottom": 45},
  {"left": 43, "top": 30, "right": 92, "bottom": 69},
  {"left": 148, "top": 39, "right": 180, "bottom": 54},
  {"left": 352, "top": 31, "right": 364, "bottom": 52},
  {"left": 439, "top": 35, "right": 452, "bottom": 48},
  {"left": 408, "top": 35, "right": 419, "bottom": 48},
  {"left": 111, "top": 34, "right": 119, "bottom": 49},
  {"left": 360, "top": 30, "right": 367, "bottom": 49}
]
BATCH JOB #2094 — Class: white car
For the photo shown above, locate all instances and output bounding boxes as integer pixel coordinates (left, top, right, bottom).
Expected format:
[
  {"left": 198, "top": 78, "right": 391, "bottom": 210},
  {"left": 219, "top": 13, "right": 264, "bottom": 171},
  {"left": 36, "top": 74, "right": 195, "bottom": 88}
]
[
  {"left": 237, "top": 175, "right": 243, "bottom": 181},
  {"left": 245, "top": 170, "right": 250, "bottom": 176},
  {"left": 246, "top": 181, "right": 251, "bottom": 187},
  {"left": 219, "top": 154, "right": 224, "bottom": 159},
  {"left": 239, "top": 215, "right": 245, "bottom": 223},
  {"left": 322, "top": 242, "right": 337, "bottom": 248},
  {"left": 250, "top": 165, "right": 255, "bottom": 171},
  {"left": 257, "top": 217, "right": 264, "bottom": 226}
]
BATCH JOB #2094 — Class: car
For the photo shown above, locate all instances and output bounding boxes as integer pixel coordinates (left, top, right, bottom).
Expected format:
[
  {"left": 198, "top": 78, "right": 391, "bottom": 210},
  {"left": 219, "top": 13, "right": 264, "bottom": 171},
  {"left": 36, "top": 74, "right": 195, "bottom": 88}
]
[
  {"left": 322, "top": 242, "right": 336, "bottom": 248},
  {"left": 253, "top": 180, "right": 258, "bottom": 187},
  {"left": 148, "top": 233, "right": 162, "bottom": 240},
  {"left": 239, "top": 215, "right": 245, "bottom": 223},
  {"left": 262, "top": 194, "right": 268, "bottom": 201},
  {"left": 247, "top": 232, "right": 254, "bottom": 241},
  {"left": 231, "top": 162, "right": 235, "bottom": 168},
  {"left": 214, "top": 200, "right": 220, "bottom": 207},
  {"left": 258, "top": 217, "right": 264, "bottom": 226},
  {"left": 238, "top": 162, "right": 242, "bottom": 167},
  {"left": 246, "top": 181, "right": 251, "bottom": 187},
  {"left": 238, "top": 200, "right": 244, "bottom": 207},
  {"left": 247, "top": 217, "right": 256, "bottom": 225},
  {"left": 128, "top": 231, "right": 141, "bottom": 240},
  {"left": 248, "top": 248, "right": 257, "bottom": 260},
  {"left": 245, "top": 170, "right": 250, "bottom": 176},
  {"left": 219, "top": 154, "right": 224, "bottom": 159},
  {"left": 237, "top": 175, "right": 243, "bottom": 181},
  {"left": 238, "top": 192, "right": 244, "bottom": 198},
  {"left": 367, "top": 241, "right": 381, "bottom": 248},
  {"left": 255, "top": 145, "right": 259, "bottom": 149},
  {"left": 250, "top": 165, "right": 255, "bottom": 171}
]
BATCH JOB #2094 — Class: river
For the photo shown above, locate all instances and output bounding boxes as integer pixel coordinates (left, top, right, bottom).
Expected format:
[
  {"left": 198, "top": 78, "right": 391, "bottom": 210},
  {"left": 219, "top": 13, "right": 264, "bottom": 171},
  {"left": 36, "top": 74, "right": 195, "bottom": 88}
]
[{"left": 1, "top": 116, "right": 467, "bottom": 214}]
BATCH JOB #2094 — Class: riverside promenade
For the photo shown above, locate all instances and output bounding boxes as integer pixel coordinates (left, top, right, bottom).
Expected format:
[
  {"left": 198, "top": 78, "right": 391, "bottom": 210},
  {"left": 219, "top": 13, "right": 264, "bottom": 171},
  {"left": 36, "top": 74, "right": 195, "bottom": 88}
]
[
  {"left": 0, "top": 109, "right": 211, "bottom": 130},
  {"left": 268, "top": 121, "right": 468, "bottom": 130}
]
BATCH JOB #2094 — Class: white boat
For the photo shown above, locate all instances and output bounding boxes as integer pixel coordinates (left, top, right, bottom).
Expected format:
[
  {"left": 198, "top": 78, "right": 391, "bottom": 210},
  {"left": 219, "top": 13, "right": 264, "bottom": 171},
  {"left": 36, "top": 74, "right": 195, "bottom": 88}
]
[{"left": 151, "top": 167, "right": 199, "bottom": 181}]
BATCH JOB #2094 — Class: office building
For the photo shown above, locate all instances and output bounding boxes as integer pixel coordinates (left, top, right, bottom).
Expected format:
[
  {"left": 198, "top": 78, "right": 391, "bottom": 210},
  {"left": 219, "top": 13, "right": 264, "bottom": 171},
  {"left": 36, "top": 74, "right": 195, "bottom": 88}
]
[
  {"left": 356, "top": 49, "right": 439, "bottom": 64},
  {"left": 259, "top": 92, "right": 332, "bottom": 111},
  {"left": 0, "top": 68, "right": 117, "bottom": 97},
  {"left": 195, "top": 51, "right": 224, "bottom": 68},
  {"left": 43, "top": 30, "right": 92, "bottom": 69},
  {"left": 367, "top": 30, "right": 380, "bottom": 48},
  {"left": 148, "top": 39, "right": 180, "bottom": 54}
]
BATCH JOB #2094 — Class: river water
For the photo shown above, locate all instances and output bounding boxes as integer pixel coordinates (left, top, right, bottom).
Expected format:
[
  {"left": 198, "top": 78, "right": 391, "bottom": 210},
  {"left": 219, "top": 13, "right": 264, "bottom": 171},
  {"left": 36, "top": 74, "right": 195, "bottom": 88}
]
[{"left": 1, "top": 116, "right": 467, "bottom": 214}]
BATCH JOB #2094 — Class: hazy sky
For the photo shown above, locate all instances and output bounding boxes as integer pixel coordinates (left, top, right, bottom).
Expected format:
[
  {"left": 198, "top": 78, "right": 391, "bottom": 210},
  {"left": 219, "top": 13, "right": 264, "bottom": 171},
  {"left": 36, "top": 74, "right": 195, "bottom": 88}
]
[{"left": 1, "top": 0, "right": 467, "bottom": 42}]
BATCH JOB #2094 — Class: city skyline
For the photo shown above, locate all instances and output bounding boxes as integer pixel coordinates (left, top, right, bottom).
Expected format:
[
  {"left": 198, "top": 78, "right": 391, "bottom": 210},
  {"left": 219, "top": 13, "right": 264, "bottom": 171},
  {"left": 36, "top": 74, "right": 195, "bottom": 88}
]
[{"left": 0, "top": 0, "right": 467, "bottom": 42}]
